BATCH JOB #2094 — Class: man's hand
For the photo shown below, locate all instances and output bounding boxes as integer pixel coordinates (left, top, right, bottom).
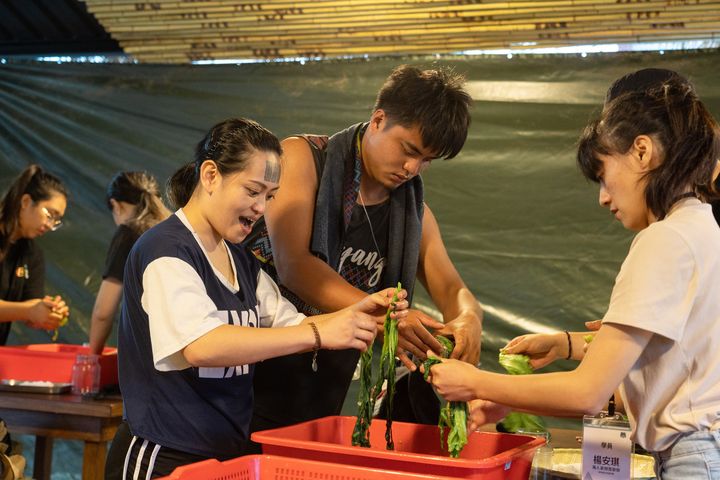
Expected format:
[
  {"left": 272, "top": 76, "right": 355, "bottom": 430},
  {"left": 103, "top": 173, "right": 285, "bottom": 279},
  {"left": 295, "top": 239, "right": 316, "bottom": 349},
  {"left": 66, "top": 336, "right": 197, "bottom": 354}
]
[
  {"left": 435, "top": 310, "right": 482, "bottom": 365},
  {"left": 468, "top": 399, "right": 512, "bottom": 431},
  {"left": 396, "top": 308, "right": 444, "bottom": 369}
]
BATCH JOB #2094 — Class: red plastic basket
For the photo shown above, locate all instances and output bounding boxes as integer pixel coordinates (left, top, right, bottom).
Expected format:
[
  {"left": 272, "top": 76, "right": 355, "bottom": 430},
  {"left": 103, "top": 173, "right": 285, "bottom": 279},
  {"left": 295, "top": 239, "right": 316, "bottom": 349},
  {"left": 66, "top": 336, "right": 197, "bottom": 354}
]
[
  {"left": 251, "top": 416, "right": 545, "bottom": 480},
  {"left": 0, "top": 344, "right": 118, "bottom": 387},
  {"left": 158, "top": 454, "right": 458, "bottom": 480}
]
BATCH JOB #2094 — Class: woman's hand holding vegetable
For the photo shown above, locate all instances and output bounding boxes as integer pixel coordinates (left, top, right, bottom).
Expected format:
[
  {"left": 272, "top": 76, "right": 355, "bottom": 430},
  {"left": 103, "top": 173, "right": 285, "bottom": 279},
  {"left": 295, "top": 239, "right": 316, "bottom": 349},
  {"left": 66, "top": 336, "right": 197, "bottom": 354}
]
[
  {"left": 24, "top": 295, "right": 69, "bottom": 330},
  {"left": 425, "top": 354, "right": 483, "bottom": 402},
  {"left": 47, "top": 295, "right": 70, "bottom": 321},
  {"left": 582, "top": 320, "right": 601, "bottom": 353},
  {"left": 315, "top": 287, "right": 409, "bottom": 352},
  {"left": 503, "top": 320, "right": 603, "bottom": 369},
  {"left": 502, "top": 332, "right": 567, "bottom": 370}
]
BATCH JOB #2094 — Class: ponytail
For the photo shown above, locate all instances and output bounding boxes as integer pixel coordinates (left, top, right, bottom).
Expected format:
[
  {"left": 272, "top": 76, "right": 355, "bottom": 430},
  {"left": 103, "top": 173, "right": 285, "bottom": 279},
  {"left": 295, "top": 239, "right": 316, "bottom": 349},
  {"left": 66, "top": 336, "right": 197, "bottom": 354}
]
[
  {"left": 106, "top": 171, "right": 170, "bottom": 234},
  {"left": 166, "top": 162, "right": 198, "bottom": 210}
]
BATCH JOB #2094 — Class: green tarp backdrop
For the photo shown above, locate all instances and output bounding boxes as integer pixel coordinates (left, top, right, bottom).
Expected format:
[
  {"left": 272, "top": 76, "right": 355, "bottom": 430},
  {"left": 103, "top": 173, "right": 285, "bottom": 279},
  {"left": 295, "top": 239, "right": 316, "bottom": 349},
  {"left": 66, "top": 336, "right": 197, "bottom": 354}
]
[{"left": 0, "top": 50, "right": 719, "bottom": 478}]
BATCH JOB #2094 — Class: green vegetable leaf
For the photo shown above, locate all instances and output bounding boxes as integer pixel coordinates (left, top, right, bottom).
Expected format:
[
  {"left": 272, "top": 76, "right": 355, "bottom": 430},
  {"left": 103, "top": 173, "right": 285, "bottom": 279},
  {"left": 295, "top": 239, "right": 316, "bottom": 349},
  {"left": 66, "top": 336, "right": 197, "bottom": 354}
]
[
  {"left": 352, "top": 282, "right": 402, "bottom": 449},
  {"left": 497, "top": 351, "right": 547, "bottom": 434},
  {"left": 422, "top": 356, "right": 442, "bottom": 381},
  {"left": 498, "top": 352, "right": 534, "bottom": 375},
  {"left": 427, "top": 335, "right": 470, "bottom": 458},
  {"left": 497, "top": 412, "right": 546, "bottom": 434},
  {"left": 437, "top": 335, "right": 454, "bottom": 358}
]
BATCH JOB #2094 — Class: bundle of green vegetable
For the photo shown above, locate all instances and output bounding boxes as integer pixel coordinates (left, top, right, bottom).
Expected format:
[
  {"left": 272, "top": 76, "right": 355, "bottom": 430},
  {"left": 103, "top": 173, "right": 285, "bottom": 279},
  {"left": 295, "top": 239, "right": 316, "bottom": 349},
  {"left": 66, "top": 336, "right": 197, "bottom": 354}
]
[
  {"left": 351, "top": 282, "right": 402, "bottom": 449},
  {"left": 351, "top": 327, "right": 376, "bottom": 447},
  {"left": 496, "top": 352, "right": 547, "bottom": 434},
  {"left": 423, "top": 336, "right": 469, "bottom": 458}
]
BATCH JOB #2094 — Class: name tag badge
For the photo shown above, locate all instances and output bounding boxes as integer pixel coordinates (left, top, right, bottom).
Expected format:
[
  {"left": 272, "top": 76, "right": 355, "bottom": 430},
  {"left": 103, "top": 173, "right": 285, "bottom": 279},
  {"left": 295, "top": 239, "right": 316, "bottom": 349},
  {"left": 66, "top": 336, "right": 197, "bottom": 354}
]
[
  {"left": 15, "top": 264, "right": 29, "bottom": 279},
  {"left": 582, "top": 412, "right": 633, "bottom": 479}
]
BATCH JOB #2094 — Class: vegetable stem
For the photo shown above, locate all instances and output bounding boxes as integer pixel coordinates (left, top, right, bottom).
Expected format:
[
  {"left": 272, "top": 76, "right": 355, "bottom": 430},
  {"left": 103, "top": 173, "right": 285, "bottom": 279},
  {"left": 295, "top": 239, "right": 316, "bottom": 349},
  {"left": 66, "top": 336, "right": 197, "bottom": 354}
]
[{"left": 352, "top": 282, "right": 402, "bottom": 448}]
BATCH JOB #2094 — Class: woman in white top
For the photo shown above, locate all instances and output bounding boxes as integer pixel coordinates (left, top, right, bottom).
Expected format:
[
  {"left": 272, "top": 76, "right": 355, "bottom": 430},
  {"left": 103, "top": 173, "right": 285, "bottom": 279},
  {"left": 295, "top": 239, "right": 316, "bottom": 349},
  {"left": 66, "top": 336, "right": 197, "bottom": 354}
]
[{"left": 427, "top": 72, "right": 720, "bottom": 479}]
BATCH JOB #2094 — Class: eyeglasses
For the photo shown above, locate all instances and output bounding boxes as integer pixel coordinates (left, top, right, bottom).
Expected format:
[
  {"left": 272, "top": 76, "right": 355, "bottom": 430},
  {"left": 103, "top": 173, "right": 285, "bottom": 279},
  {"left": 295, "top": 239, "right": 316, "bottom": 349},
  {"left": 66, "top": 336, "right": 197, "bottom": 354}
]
[{"left": 41, "top": 207, "right": 63, "bottom": 231}]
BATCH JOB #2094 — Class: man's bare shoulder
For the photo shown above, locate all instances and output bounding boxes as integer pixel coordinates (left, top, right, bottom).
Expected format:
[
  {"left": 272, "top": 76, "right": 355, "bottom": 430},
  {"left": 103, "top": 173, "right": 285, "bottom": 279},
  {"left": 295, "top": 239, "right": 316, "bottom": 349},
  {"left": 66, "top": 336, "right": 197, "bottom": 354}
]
[{"left": 281, "top": 136, "right": 315, "bottom": 163}]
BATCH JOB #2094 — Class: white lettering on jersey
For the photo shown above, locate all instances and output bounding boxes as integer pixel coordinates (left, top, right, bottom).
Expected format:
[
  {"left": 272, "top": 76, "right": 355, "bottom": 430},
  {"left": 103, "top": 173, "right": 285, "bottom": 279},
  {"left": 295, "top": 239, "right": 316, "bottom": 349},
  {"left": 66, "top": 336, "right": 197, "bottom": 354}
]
[
  {"left": 337, "top": 247, "right": 385, "bottom": 287},
  {"left": 198, "top": 306, "right": 259, "bottom": 378}
]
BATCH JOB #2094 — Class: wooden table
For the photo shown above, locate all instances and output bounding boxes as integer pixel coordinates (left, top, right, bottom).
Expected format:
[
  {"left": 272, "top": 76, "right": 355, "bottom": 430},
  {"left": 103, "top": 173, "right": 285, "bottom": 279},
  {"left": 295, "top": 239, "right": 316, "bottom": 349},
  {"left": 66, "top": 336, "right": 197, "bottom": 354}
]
[{"left": 0, "top": 390, "right": 123, "bottom": 480}]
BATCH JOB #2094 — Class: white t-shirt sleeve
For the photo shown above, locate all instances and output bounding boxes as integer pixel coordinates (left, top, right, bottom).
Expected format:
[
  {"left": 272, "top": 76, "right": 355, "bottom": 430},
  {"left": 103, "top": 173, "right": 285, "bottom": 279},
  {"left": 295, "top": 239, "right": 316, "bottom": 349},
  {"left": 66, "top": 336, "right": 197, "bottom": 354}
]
[
  {"left": 602, "top": 224, "right": 696, "bottom": 341},
  {"left": 256, "top": 269, "right": 306, "bottom": 328},
  {"left": 142, "top": 257, "right": 227, "bottom": 371}
]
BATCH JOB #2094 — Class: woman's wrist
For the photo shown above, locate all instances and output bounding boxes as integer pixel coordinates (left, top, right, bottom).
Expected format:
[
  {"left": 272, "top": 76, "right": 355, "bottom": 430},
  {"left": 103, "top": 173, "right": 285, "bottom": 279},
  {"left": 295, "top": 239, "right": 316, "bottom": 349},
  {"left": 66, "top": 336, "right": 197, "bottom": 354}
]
[
  {"left": 548, "top": 332, "right": 569, "bottom": 359},
  {"left": 563, "top": 330, "right": 573, "bottom": 360},
  {"left": 308, "top": 321, "right": 321, "bottom": 372},
  {"left": 472, "top": 369, "right": 486, "bottom": 399},
  {"left": 22, "top": 300, "right": 38, "bottom": 323}
]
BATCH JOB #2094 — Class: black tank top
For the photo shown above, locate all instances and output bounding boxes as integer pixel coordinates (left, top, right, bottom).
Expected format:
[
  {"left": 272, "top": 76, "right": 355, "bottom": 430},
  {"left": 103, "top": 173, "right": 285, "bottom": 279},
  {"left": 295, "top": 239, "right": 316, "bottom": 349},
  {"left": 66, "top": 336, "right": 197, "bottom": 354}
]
[{"left": 338, "top": 200, "right": 389, "bottom": 293}]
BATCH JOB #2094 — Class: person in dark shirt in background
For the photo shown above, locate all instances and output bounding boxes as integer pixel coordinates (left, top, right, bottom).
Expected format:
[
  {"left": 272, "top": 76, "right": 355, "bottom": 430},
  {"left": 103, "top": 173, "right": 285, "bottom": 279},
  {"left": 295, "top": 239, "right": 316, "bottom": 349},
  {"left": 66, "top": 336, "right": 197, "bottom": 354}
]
[
  {"left": 88, "top": 171, "right": 170, "bottom": 355},
  {"left": 91, "top": 171, "right": 172, "bottom": 480},
  {"left": 0, "top": 164, "right": 69, "bottom": 344},
  {"left": 0, "top": 164, "right": 69, "bottom": 464}
]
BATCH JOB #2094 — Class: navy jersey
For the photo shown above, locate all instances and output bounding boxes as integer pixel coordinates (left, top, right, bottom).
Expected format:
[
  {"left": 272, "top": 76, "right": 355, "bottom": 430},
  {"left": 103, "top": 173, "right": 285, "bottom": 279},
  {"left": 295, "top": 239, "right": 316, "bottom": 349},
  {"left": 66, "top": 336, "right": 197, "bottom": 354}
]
[{"left": 119, "top": 211, "right": 296, "bottom": 459}]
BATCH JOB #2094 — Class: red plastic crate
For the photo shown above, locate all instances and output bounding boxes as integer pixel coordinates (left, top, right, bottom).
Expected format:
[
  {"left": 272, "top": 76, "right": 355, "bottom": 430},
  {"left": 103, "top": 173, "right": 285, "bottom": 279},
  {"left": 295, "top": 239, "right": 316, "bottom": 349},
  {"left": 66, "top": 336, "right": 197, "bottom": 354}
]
[
  {"left": 251, "top": 416, "right": 545, "bottom": 480},
  {"left": 158, "top": 454, "right": 458, "bottom": 480},
  {"left": 0, "top": 344, "right": 118, "bottom": 387}
]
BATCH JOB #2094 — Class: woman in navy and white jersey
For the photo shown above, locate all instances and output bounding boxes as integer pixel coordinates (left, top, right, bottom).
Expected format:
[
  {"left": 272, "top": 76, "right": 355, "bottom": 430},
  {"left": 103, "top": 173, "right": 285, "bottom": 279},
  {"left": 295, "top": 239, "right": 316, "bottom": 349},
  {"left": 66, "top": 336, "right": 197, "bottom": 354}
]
[{"left": 116, "top": 118, "right": 408, "bottom": 479}]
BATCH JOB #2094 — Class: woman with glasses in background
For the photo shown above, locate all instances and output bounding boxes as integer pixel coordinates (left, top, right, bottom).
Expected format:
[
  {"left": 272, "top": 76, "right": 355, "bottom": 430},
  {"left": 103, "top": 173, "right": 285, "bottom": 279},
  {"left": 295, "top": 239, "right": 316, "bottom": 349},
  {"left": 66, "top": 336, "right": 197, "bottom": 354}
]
[{"left": 0, "top": 164, "right": 70, "bottom": 346}]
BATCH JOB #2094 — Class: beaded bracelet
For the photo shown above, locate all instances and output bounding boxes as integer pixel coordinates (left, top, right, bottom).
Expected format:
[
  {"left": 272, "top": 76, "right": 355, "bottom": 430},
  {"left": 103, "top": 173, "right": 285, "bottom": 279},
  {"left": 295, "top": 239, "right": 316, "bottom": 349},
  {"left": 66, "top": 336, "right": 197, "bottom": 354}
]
[{"left": 309, "top": 321, "right": 322, "bottom": 372}]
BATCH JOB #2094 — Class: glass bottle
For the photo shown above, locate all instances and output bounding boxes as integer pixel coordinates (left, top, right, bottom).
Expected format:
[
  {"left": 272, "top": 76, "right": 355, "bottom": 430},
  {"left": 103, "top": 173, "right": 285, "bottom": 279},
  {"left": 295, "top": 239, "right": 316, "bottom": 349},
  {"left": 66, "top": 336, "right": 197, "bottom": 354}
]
[{"left": 71, "top": 354, "right": 101, "bottom": 397}]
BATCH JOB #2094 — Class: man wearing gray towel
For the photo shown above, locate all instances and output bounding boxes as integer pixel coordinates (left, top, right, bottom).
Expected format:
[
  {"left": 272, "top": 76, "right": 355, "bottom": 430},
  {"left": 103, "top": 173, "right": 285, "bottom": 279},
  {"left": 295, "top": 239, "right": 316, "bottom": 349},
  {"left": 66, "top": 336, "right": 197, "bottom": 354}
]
[{"left": 245, "top": 64, "right": 482, "bottom": 440}]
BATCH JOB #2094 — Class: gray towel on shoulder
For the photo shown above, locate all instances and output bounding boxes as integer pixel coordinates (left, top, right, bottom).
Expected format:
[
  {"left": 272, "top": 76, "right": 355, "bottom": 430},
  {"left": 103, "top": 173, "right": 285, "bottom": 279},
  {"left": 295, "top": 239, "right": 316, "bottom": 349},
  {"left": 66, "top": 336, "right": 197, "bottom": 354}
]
[{"left": 310, "top": 122, "right": 424, "bottom": 301}]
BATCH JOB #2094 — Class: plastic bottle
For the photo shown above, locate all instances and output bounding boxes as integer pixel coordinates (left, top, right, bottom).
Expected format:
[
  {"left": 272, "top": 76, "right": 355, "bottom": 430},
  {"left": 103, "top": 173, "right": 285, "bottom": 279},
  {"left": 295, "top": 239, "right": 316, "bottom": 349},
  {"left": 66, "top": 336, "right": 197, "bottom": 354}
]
[
  {"left": 526, "top": 430, "right": 553, "bottom": 480},
  {"left": 71, "top": 354, "right": 101, "bottom": 397}
]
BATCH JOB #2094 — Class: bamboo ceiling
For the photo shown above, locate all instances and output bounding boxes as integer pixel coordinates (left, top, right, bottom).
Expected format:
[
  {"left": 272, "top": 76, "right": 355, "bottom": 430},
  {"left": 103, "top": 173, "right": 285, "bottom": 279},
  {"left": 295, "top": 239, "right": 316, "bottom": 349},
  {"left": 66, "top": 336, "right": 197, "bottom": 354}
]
[{"left": 83, "top": 0, "right": 720, "bottom": 63}]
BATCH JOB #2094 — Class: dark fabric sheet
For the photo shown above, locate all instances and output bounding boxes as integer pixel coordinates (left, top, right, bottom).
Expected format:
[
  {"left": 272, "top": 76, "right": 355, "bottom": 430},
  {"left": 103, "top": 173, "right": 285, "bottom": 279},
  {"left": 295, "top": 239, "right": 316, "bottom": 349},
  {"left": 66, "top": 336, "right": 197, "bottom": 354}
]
[{"left": 0, "top": 50, "right": 718, "bottom": 366}]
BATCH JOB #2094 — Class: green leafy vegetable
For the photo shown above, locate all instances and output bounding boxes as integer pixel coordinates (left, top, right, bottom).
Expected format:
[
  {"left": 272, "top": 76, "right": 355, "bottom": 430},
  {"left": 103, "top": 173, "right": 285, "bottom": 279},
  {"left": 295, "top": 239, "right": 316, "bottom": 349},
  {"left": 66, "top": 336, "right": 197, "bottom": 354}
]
[
  {"left": 439, "top": 399, "right": 468, "bottom": 458},
  {"left": 352, "top": 282, "right": 402, "bottom": 449},
  {"left": 497, "top": 351, "right": 547, "bottom": 434},
  {"left": 375, "top": 282, "right": 402, "bottom": 450},
  {"left": 422, "top": 356, "right": 442, "bottom": 381},
  {"left": 584, "top": 334, "right": 595, "bottom": 344},
  {"left": 423, "top": 335, "right": 469, "bottom": 458},
  {"left": 437, "top": 335, "right": 454, "bottom": 358},
  {"left": 498, "top": 352, "right": 534, "bottom": 375},
  {"left": 51, "top": 315, "right": 69, "bottom": 342},
  {"left": 351, "top": 331, "right": 376, "bottom": 447},
  {"left": 496, "top": 412, "right": 546, "bottom": 434}
]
